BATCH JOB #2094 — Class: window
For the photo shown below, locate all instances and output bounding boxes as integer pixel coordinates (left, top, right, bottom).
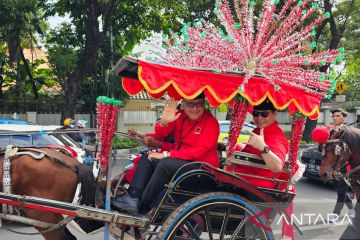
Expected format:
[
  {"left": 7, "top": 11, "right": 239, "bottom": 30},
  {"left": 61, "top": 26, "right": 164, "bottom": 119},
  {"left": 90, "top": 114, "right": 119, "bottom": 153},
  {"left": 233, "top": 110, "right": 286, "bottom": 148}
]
[
  {"left": 10, "top": 135, "right": 31, "bottom": 146},
  {"left": 220, "top": 123, "right": 230, "bottom": 133},
  {"left": 0, "top": 135, "right": 11, "bottom": 148},
  {"left": 32, "top": 134, "right": 58, "bottom": 147},
  {"left": 241, "top": 125, "right": 255, "bottom": 134}
]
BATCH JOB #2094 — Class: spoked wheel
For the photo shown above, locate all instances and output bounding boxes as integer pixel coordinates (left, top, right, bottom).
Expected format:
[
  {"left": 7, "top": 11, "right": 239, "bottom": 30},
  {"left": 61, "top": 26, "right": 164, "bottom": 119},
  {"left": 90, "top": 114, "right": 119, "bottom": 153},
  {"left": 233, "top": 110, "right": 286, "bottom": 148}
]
[{"left": 157, "top": 192, "right": 274, "bottom": 240}]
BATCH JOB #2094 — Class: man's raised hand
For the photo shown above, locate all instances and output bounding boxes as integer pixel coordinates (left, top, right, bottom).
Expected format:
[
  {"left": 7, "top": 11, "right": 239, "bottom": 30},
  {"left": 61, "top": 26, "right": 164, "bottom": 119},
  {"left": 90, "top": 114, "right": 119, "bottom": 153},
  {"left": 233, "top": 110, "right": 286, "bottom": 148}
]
[
  {"left": 245, "top": 128, "right": 266, "bottom": 151},
  {"left": 159, "top": 98, "right": 181, "bottom": 126}
]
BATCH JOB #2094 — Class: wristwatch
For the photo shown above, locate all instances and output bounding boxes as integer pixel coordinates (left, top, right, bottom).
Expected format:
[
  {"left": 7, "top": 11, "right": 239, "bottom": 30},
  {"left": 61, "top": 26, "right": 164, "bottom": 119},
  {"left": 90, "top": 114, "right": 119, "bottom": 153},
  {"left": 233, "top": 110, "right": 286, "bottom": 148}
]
[{"left": 261, "top": 146, "right": 270, "bottom": 154}]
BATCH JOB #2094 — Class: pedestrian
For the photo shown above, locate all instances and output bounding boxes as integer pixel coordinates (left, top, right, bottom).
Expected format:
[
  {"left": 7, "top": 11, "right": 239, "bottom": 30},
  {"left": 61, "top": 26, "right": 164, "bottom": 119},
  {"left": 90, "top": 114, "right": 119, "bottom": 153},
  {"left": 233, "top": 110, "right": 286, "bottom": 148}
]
[{"left": 327, "top": 108, "right": 355, "bottom": 222}]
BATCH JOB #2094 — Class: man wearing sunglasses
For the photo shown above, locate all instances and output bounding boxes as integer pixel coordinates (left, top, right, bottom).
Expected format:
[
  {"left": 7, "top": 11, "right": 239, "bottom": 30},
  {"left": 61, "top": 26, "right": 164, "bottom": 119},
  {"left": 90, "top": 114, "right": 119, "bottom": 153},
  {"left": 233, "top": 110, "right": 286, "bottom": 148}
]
[
  {"left": 232, "top": 98, "right": 289, "bottom": 189},
  {"left": 111, "top": 92, "right": 219, "bottom": 215}
]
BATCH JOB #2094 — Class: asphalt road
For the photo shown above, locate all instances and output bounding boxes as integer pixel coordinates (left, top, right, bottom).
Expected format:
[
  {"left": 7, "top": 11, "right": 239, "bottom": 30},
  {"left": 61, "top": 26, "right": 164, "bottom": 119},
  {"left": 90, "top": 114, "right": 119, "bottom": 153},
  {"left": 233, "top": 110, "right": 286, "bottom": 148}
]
[
  {"left": 0, "top": 158, "right": 355, "bottom": 240},
  {"left": 274, "top": 178, "right": 352, "bottom": 240}
]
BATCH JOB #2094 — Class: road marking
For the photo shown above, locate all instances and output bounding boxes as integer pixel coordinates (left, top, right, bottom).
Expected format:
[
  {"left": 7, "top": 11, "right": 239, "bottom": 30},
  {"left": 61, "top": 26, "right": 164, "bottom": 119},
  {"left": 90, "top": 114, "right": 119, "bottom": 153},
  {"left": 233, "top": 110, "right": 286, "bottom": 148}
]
[
  {"left": 273, "top": 220, "right": 350, "bottom": 235},
  {"left": 294, "top": 199, "right": 338, "bottom": 203}
]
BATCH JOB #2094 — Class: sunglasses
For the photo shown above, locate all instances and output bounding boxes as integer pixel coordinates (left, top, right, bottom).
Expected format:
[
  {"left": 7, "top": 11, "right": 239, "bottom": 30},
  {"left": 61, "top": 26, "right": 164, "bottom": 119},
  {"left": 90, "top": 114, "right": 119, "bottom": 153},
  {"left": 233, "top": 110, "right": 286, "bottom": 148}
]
[
  {"left": 252, "top": 111, "right": 271, "bottom": 118},
  {"left": 183, "top": 101, "right": 205, "bottom": 108}
]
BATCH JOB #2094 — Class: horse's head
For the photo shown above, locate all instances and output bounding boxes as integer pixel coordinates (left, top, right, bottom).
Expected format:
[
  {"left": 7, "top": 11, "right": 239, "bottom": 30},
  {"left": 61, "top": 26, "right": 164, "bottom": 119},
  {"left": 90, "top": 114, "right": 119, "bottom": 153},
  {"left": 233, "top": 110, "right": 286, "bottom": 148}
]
[{"left": 318, "top": 128, "right": 351, "bottom": 181}]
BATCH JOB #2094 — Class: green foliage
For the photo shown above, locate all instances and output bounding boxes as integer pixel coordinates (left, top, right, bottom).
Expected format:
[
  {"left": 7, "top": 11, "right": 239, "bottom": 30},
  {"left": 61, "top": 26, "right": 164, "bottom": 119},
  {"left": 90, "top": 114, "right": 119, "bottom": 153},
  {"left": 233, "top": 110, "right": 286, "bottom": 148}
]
[
  {"left": 45, "top": 23, "right": 79, "bottom": 92},
  {"left": 341, "top": 55, "right": 360, "bottom": 101},
  {"left": 337, "top": 0, "right": 360, "bottom": 56},
  {"left": 111, "top": 136, "right": 142, "bottom": 149},
  {"left": 283, "top": 130, "right": 292, "bottom": 138},
  {"left": 0, "top": 0, "right": 52, "bottom": 100}
]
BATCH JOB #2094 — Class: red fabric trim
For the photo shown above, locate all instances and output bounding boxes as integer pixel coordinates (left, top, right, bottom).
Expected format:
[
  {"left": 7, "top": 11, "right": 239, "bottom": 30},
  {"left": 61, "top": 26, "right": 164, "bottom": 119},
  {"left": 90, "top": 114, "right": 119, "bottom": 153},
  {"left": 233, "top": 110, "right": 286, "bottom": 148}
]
[
  {"left": 282, "top": 201, "right": 295, "bottom": 240},
  {"left": 0, "top": 199, "right": 77, "bottom": 216},
  {"left": 122, "top": 60, "right": 323, "bottom": 119},
  {"left": 45, "top": 144, "right": 77, "bottom": 158}
]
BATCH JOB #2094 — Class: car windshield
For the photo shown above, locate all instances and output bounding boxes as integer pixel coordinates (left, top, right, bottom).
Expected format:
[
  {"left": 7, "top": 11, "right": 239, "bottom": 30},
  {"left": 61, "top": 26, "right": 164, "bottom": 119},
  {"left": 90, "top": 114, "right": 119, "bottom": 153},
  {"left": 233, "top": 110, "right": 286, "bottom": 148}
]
[
  {"left": 51, "top": 133, "right": 81, "bottom": 148},
  {"left": 241, "top": 125, "right": 254, "bottom": 134},
  {"left": 220, "top": 123, "right": 255, "bottom": 134},
  {"left": 0, "top": 132, "right": 58, "bottom": 149},
  {"left": 220, "top": 124, "right": 230, "bottom": 133}
]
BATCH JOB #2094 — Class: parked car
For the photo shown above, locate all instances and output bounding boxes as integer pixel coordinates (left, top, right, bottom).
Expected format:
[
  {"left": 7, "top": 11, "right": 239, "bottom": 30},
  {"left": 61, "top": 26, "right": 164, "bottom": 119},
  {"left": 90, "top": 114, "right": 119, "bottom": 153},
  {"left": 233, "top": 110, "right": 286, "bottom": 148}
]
[
  {"left": 0, "top": 124, "right": 84, "bottom": 160},
  {"left": 0, "top": 118, "right": 28, "bottom": 125},
  {"left": 0, "top": 124, "right": 60, "bottom": 148},
  {"left": 218, "top": 120, "right": 256, "bottom": 144},
  {"left": 300, "top": 146, "right": 323, "bottom": 181}
]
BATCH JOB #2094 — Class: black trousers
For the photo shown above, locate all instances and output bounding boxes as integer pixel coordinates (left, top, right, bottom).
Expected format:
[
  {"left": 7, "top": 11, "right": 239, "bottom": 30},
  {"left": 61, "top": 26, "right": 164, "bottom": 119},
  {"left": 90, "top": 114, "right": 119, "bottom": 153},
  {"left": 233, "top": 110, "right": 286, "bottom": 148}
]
[
  {"left": 332, "top": 179, "right": 354, "bottom": 214},
  {"left": 130, "top": 155, "right": 195, "bottom": 210},
  {"left": 340, "top": 199, "right": 360, "bottom": 240}
]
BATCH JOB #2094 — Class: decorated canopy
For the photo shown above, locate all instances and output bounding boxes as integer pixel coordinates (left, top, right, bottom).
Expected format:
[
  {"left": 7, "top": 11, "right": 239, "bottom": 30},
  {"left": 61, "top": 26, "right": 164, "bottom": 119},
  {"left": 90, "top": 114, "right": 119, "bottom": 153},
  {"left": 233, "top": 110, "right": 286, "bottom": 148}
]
[
  {"left": 116, "top": 56, "right": 322, "bottom": 119},
  {"left": 114, "top": 0, "right": 342, "bottom": 120}
]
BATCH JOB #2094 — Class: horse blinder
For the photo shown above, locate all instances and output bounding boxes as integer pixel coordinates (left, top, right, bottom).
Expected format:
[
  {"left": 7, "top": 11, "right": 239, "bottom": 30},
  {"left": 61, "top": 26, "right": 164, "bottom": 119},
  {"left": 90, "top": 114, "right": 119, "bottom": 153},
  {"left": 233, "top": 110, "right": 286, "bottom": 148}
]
[{"left": 335, "top": 144, "right": 342, "bottom": 156}]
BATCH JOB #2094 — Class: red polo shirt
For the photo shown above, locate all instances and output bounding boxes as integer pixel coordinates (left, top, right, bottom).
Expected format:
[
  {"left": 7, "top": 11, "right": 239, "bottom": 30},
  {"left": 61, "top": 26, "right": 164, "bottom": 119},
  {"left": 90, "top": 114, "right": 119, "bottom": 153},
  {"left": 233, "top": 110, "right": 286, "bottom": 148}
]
[
  {"left": 154, "top": 110, "right": 220, "bottom": 167},
  {"left": 232, "top": 122, "right": 289, "bottom": 188}
]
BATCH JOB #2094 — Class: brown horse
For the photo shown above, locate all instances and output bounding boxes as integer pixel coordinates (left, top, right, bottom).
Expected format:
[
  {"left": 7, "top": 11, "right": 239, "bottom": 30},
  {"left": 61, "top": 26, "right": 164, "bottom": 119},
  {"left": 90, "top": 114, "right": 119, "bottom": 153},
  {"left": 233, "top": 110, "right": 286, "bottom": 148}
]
[
  {"left": 318, "top": 126, "right": 360, "bottom": 198},
  {"left": 318, "top": 126, "right": 360, "bottom": 239},
  {"left": 0, "top": 147, "right": 96, "bottom": 240}
]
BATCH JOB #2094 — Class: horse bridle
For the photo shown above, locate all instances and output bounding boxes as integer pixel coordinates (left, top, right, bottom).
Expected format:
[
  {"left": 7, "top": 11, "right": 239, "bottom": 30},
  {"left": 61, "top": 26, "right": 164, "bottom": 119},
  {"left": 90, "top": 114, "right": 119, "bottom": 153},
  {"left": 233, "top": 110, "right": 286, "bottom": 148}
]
[{"left": 322, "top": 139, "right": 351, "bottom": 181}]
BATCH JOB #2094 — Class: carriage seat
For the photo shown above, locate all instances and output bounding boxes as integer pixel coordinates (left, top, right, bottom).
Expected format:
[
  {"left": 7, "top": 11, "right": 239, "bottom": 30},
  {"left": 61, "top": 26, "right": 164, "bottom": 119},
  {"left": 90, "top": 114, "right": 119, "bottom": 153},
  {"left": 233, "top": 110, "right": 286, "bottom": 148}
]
[{"left": 228, "top": 151, "right": 299, "bottom": 191}]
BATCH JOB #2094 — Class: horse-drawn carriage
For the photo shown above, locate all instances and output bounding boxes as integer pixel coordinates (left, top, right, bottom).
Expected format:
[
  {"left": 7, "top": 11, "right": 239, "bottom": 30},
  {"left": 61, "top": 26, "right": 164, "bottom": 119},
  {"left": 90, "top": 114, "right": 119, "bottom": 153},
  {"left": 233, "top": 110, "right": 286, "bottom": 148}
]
[{"left": 0, "top": 0, "right": 344, "bottom": 239}]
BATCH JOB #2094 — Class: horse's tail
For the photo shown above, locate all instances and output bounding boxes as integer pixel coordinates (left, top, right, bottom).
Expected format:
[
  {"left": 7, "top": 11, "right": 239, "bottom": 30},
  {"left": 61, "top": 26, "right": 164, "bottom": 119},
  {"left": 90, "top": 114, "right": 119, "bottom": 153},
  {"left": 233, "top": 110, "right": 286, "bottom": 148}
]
[{"left": 75, "top": 164, "right": 96, "bottom": 206}]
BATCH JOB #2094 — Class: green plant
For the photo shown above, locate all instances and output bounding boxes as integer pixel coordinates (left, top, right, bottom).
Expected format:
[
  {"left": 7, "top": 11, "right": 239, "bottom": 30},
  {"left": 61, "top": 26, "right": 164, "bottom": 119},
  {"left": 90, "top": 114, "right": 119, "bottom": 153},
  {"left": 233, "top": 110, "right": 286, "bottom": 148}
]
[
  {"left": 283, "top": 131, "right": 291, "bottom": 138},
  {"left": 111, "top": 136, "right": 142, "bottom": 149}
]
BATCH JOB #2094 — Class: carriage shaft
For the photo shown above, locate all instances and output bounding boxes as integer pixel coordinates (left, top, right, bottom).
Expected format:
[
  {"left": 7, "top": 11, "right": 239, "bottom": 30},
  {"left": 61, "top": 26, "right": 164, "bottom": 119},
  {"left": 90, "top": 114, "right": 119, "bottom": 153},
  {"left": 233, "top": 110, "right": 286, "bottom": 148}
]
[
  {"left": 0, "top": 192, "right": 149, "bottom": 228},
  {"left": 0, "top": 213, "right": 55, "bottom": 228}
]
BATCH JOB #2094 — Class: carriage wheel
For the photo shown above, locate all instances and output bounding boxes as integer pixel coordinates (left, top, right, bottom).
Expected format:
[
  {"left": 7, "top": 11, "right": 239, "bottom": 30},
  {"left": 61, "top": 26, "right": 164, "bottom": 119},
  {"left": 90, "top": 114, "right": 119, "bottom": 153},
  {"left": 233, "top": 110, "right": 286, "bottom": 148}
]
[{"left": 157, "top": 192, "right": 274, "bottom": 240}]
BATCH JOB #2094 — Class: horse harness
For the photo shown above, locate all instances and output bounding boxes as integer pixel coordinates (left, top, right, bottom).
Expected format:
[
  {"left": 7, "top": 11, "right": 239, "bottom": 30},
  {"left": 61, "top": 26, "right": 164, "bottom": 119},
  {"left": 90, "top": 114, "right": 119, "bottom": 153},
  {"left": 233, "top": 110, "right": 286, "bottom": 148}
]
[
  {"left": 0, "top": 145, "right": 78, "bottom": 235},
  {"left": 323, "top": 139, "right": 360, "bottom": 190}
]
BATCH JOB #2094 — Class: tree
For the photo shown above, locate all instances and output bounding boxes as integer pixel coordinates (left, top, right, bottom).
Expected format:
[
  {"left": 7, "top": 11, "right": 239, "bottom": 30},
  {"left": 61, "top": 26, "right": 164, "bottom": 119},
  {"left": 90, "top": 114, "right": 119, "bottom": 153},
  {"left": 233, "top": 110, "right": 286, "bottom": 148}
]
[
  {"left": 301, "top": 0, "right": 359, "bottom": 142},
  {"left": 339, "top": 0, "right": 360, "bottom": 101},
  {"left": 0, "top": 0, "right": 48, "bottom": 100},
  {"left": 45, "top": 0, "right": 215, "bottom": 122}
]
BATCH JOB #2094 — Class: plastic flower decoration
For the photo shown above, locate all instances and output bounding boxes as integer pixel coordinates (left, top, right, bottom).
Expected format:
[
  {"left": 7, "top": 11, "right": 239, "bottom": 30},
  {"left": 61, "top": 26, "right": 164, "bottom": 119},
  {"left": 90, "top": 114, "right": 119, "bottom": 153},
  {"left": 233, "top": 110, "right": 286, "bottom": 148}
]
[{"left": 161, "top": 0, "right": 342, "bottom": 97}]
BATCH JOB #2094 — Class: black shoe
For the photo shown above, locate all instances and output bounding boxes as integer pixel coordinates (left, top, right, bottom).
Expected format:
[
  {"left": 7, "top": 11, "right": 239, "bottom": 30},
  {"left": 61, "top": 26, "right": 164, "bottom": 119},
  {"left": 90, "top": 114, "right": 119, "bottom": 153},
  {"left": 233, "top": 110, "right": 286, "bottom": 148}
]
[{"left": 111, "top": 192, "right": 139, "bottom": 215}]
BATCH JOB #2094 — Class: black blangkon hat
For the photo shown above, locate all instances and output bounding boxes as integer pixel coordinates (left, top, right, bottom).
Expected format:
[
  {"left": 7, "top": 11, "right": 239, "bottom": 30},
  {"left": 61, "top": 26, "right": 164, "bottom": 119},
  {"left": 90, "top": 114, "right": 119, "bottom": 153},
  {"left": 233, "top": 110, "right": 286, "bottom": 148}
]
[
  {"left": 194, "top": 92, "right": 205, "bottom": 99},
  {"left": 253, "top": 98, "right": 276, "bottom": 111}
]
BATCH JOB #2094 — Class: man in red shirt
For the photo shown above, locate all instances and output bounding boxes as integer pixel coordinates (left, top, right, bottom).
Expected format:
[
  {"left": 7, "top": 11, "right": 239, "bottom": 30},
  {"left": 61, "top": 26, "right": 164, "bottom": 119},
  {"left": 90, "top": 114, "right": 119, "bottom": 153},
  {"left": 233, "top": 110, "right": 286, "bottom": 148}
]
[
  {"left": 111, "top": 93, "right": 219, "bottom": 215},
  {"left": 233, "top": 98, "right": 289, "bottom": 188}
]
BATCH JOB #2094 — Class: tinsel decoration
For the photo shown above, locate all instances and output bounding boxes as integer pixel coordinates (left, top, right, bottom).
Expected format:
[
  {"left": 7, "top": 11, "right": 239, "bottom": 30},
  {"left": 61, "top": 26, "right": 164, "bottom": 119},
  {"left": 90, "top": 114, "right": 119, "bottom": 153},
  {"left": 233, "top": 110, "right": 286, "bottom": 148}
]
[
  {"left": 287, "top": 113, "right": 306, "bottom": 174},
  {"left": 96, "top": 96, "right": 123, "bottom": 168},
  {"left": 226, "top": 97, "right": 250, "bottom": 162},
  {"left": 325, "top": 78, "right": 338, "bottom": 99},
  {"left": 160, "top": 0, "right": 341, "bottom": 97}
]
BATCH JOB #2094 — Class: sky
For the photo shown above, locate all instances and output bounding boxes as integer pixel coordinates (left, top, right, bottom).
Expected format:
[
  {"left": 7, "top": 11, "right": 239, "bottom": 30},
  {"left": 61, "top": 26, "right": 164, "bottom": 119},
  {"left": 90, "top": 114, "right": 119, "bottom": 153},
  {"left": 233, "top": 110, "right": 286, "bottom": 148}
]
[{"left": 47, "top": 14, "right": 71, "bottom": 29}]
